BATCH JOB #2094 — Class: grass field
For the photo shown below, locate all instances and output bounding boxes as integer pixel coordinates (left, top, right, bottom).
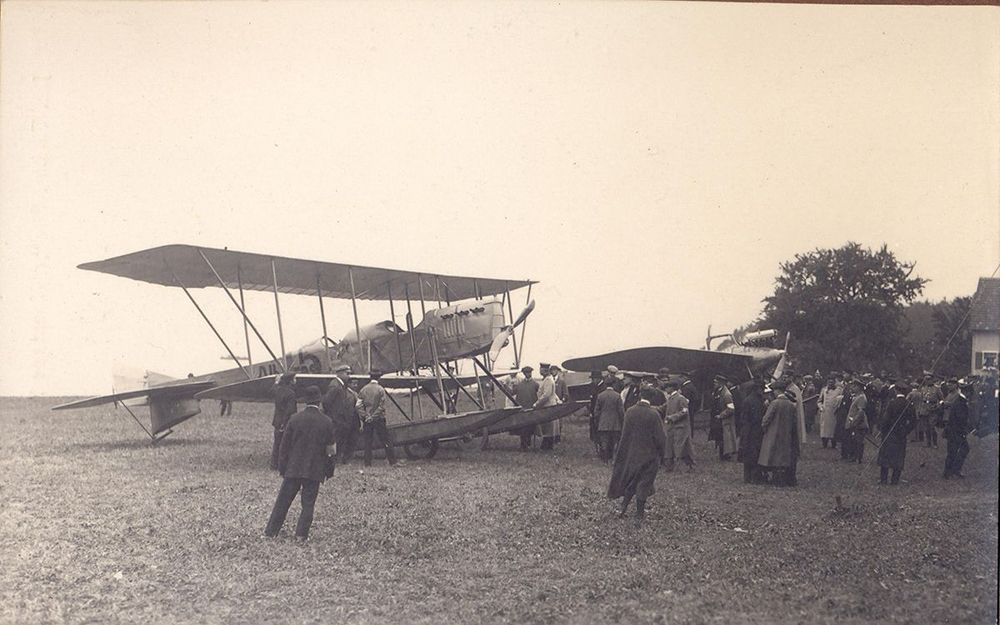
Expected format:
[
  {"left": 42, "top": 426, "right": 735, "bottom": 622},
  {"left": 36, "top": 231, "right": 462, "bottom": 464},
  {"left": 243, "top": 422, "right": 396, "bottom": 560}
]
[{"left": 1, "top": 397, "right": 997, "bottom": 624}]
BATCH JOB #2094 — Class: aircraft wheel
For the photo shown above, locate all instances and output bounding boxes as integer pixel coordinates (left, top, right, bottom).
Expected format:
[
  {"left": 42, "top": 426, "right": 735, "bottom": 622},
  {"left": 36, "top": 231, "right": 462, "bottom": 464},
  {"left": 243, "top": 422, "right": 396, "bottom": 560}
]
[{"left": 404, "top": 439, "right": 439, "bottom": 460}]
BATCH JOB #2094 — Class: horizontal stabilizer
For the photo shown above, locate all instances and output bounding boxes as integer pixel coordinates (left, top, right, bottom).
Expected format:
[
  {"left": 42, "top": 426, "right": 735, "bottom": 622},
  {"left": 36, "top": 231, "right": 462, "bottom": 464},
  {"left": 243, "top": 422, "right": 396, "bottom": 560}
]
[
  {"left": 563, "top": 346, "right": 752, "bottom": 382},
  {"left": 52, "top": 380, "right": 216, "bottom": 411}
]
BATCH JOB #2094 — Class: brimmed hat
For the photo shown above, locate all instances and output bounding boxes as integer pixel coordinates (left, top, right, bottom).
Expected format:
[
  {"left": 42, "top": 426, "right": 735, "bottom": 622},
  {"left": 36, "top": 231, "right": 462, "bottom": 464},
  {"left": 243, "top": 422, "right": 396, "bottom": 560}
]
[
  {"left": 657, "top": 367, "right": 671, "bottom": 378},
  {"left": 279, "top": 372, "right": 296, "bottom": 383},
  {"left": 334, "top": 364, "right": 351, "bottom": 373},
  {"left": 521, "top": 365, "right": 534, "bottom": 374},
  {"left": 303, "top": 385, "right": 323, "bottom": 403},
  {"left": 369, "top": 369, "right": 383, "bottom": 379},
  {"left": 548, "top": 364, "right": 561, "bottom": 372},
  {"left": 606, "top": 365, "right": 620, "bottom": 374}
]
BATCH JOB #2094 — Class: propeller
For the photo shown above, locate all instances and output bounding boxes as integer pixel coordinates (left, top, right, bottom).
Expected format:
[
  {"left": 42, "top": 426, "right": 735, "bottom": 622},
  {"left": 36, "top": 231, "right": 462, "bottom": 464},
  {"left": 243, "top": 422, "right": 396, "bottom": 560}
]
[
  {"left": 770, "top": 331, "right": 792, "bottom": 381},
  {"left": 489, "top": 300, "right": 536, "bottom": 361}
]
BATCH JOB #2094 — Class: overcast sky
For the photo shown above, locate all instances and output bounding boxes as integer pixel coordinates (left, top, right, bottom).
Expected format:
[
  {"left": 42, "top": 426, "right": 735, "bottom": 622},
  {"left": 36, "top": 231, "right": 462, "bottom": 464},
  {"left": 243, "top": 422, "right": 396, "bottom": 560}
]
[{"left": 2, "top": 1, "right": 998, "bottom": 396}]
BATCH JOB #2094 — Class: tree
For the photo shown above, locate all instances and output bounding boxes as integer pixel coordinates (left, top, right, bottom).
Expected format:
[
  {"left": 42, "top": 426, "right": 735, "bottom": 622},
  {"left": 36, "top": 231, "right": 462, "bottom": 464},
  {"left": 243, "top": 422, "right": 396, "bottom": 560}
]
[
  {"left": 899, "top": 297, "right": 972, "bottom": 378},
  {"left": 760, "top": 243, "right": 927, "bottom": 375}
]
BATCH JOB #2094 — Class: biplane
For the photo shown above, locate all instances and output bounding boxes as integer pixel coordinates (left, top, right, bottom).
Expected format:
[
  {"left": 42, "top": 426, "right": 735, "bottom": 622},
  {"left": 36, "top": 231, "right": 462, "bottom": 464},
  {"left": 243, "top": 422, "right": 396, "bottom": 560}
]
[
  {"left": 561, "top": 327, "right": 790, "bottom": 405},
  {"left": 53, "top": 245, "right": 583, "bottom": 452}
]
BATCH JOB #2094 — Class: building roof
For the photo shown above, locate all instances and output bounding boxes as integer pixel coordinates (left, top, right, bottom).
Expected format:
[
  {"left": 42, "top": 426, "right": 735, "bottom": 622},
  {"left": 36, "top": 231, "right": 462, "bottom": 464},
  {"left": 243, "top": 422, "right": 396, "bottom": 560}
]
[{"left": 970, "top": 277, "right": 1000, "bottom": 332}]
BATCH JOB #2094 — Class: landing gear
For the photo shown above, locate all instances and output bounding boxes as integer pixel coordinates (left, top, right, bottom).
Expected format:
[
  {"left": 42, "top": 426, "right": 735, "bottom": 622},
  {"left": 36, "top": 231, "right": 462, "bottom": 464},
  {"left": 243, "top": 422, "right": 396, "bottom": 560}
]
[{"left": 404, "top": 439, "right": 440, "bottom": 460}]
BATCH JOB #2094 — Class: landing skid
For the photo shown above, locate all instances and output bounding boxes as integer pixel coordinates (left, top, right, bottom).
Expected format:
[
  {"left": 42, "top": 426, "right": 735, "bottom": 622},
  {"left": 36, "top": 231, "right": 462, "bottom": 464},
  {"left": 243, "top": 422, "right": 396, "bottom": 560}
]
[{"left": 150, "top": 429, "right": 174, "bottom": 445}]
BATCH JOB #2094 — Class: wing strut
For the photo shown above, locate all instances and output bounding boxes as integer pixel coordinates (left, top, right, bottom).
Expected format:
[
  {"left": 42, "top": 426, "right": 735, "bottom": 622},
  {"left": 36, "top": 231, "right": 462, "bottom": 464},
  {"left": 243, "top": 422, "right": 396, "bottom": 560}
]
[
  {"left": 504, "top": 283, "right": 521, "bottom": 368},
  {"left": 271, "top": 259, "right": 288, "bottom": 370},
  {"left": 473, "top": 357, "right": 518, "bottom": 404},
  {"left": 517, "top": 283, "right": 532, "bottom": 362},
  {"left": 317, "top": 275, "right": 331, "bottom": 372},
  {"left": 440, "top": 363, "right": 484, "bottom": 410},
  {"left": 196, "top": 249, "right": 285, "bottom": 372},
  {"left": 403, "top": 284, "right": 424, "bottom": 420},
  {"left": 420, "top": 278, "right": 448, "bottom": 413},
  {"left": 116, "top": 398, "right": 172, "bottom": 443},
  {"left": 237, "top": 265, "right": 252, "bottom": 367},
  {"left": 167, "top": 262, "right": 252, "bottom": 380},
  {"left": 387, "top": 281, "right": 405, "bottom": 375}
]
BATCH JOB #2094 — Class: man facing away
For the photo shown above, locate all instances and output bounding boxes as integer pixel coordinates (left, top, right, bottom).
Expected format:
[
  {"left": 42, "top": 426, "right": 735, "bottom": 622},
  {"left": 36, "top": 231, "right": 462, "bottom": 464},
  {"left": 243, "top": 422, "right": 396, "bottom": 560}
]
[
  {"left": 737, "top": 379, "right": 765, "bottom": 483},
  {"left": 758, "top": 379, "right": 799, "bottom": 487},
  {"left": 264, "top": 385, "right": 335, "bottom": 541},
  {"left": 710, "top": 376, "right": 738, "bottom": 461},
  {"left": 876, "top": 381, "right": 917, "bottom": 485},
  {"left": 593, "top": 380, "right": 625, "bottom": 463},
  {"left": 661, "top": 379, "right": 693, "bottom": 472},
  {"left": 322, "top": 364, "right": 360, "bottom": 465},
  {"left": 942, "top": 380, "right": 973, "bottom": 479},
  {"left": 817, "top": 376, "right": 843, "bottom": 449},
  {"left": 607, "top": 392, "right": 667, "bottom": 527},
  {"left": 843, "top": 379, "right": 869, "bottom": 464},
  {"left": 358, "top": 370, "right": 397, "bottom": 467},
  {"left": 270, "top": 372, "right": 298, "bottom": 471}
]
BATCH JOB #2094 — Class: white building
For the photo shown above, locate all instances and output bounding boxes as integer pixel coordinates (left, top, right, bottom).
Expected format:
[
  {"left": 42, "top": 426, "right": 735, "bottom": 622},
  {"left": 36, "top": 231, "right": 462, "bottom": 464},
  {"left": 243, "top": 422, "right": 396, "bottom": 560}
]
[{"left": 969, "top": 277, "right": 1000, "bottom": 375}]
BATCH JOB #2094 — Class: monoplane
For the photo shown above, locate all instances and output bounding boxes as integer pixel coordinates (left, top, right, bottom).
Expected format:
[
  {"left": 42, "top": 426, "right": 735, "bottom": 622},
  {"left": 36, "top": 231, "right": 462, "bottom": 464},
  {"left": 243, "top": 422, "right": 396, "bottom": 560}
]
[{"left": 54, "top": 245, "right": 583, "bottom": 452}]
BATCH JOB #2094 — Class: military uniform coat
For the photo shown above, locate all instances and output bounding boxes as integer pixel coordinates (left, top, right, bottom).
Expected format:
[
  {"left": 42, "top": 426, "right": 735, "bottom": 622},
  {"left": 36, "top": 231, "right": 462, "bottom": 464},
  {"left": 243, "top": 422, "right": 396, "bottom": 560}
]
[
  {"left": 277, "top": 405, "right": 335, "bottom": 482},
  {"left": 758, "top": 395, "right": 799, "bottom": 468},
  {"left": 607, "top": 402, "right": 666, "bottom": 500},
  {"left": 818, "top": 386, "right": 842, "bottom": 439},
  {"left": 534, "top": 374, "right": 561, "bottom": 438},
  {"left": 738, "top": 390, "right": 765, "bottom": 465},
  {"left": 271, "top": 384, "right": 298, "bottom": 429},
  {"left": 710, "top": 386, "right": 738, "bottom": 455},
  {"left": 877, "top": 394, "right": 917, "bottom": 470},
  {"left": 662, "top": 391, "right": 692, "bottom": 462}
]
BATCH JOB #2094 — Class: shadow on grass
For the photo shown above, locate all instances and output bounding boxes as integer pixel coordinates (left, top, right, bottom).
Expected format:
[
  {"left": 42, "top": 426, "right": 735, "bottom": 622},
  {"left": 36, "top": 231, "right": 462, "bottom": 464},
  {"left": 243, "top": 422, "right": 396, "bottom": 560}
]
[{"left": 65, "top": 437, "right": 215, "bottom": 453}]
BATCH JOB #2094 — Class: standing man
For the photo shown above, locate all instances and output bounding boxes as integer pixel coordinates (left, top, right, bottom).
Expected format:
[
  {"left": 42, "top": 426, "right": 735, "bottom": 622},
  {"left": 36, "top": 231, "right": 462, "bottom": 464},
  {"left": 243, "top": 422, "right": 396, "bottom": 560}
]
[
  {"left": 264, "top": 386, "right": 335, "bottom": 541},
  {"left": 738, "top": 379, "right": 766, "bottom": 484},
  {"left": 661, "top": 379, "right": 693, "bottom": 472},
  {"left": 834, "top": 380, "right": 855, "bottom": 459},
  {"left": 877, "top": 381, "right": 917, "bottom": 485},
  {"left": 514, "top": 366, "right": 539, "bottom": 449},
  {"left": 817, "top": 376, "right": 842, "bottom": 449},
  {"left": 593, "top": 380, "right": 625, "bottom": 463},
  {"left": 942, "top": 380, "right": 972, "bottom": 479},
  {"left": 322, "top": 364, "right": 359, "bottom": 465},
  {"left": 270, "top": 372, "right": 298, "bottom": 471},
  {"left": 758, "top": 379, "right": 799, "bottom": 486},
  {"left": 607, "top": 394, "right": 667, "bottom": 527},
  {"left": 534, "top": 363, "right": 561, "bottom": 450},
  {"left": 710, "top": 376, "right": 737, "bottom": 461},
  {"left": 358, "top": 370, "right": 397, "bottom": 467},
  {"left": 843, "top": 379, "right": 869, "bottom": 463},
  {"left": 802, "top": 375, "right": 819, "bottom": 434},
  {"left": 917, "top": 377, "right": 944, "bottom": 449}
]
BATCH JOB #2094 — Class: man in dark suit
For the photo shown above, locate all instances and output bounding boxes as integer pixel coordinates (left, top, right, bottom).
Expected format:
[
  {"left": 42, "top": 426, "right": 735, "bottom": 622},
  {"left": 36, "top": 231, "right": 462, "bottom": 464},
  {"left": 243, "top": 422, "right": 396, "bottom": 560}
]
[
  {"left": 270, "top": 372, "right": 298, "bottom": 470},
  {"left": 322, "top": 364, "right": 359, "bottom": 464},
  {"left": 264, "top": 385, "right": 335, "bottom": 541}
]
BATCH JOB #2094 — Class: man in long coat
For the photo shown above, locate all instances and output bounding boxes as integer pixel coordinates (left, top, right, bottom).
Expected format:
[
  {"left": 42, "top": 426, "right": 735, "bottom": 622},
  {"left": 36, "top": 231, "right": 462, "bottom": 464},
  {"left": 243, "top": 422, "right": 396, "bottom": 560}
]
[
  {"left": 817, "top": 377, "right": 842, "bottom": 449},
  {"left": 834, "top": 382, "right": 855, "bottom": 459},
  {"left": 513, "top": 366, "right": 539, "bottom": 449},
  {"left": 877, "top": 382, "right": 917, "bottom": 485},
  {"left": 593, "top": 382, "right": 625, "bottom": 463},
  {"left": 322, "top": 364, "right": 359, "bottom": 465},
  {"left": 534, "top": 363, "right": 561, "bottom": 450},
  {"left": 661, "top": 379, "right": 693, "bottom": 472},
  {"left": 942, "top": 381, "right": 972, "bottom": 479},
  {"left": 710, "top": 376, "right": 737, "bottom": 461},
  {"left": 607, "top": 392, "right": 666, "bottom": 526},
  {"left": 758, "top": 380, "right": 799, "bottom": 486},
  {"left": 843, "top": 380, "right": 869, "bottom": 463},
  {"left": 265, "top": 386, "right": 335, "bottom": 541},
  {"left": 270, "top": 372, "right": 298, "bottom": 470},
  {"left": 737, "top": 379, "right": 766, "bottom": 483}
]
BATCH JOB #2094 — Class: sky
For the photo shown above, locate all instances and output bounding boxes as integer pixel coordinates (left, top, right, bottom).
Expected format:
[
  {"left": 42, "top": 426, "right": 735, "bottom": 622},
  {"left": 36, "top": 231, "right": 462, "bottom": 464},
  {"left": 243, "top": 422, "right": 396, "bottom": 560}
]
[{"left": 1, "top": 1, "right": 998, "bottom": 396}]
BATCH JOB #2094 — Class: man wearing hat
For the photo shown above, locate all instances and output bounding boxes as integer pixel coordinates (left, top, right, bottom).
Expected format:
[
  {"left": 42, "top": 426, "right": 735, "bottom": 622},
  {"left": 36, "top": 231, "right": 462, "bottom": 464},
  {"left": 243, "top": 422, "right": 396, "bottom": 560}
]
[
  {"left": 758, "top": 379, "right": 799, "bottom": 486},
  {"left": 817, "top": 375, "right": 843, "bottom": 449},
  {"left": 358, "top": 370, "right": 397, "bottom": 466},
  {"left": 916, "top": 376, "right": 943, "bottom": 448},
  {"left": 876, "top": 381, "right": 917, "bottom": 485},
  {"left": 737, "top": 379, "right": 765, "bottom": 483},
  {"left": 661, "top": 379, "right": 693, "bottom": 472},
  {"left": 843, "top": 379, "right": 869, "bottom": 463},
  {"left": 270, "top": 372, "right": 299, "bottom": 471},
  {"left": 710, "top": 375, "right": 737, "bottom": 461},
  {"left": 512, "top": 366, "right": 539, "bottom": 449},
  {"left": 942, "top": 380, "right": 973, "bottom": 479},
  {"left": 593, "top": 376, "right": 625, "bottom": 462},
  {"left": 607, "top": 391, "right": 667, "bottom": 527},
  {"left": 264, "top": 385, "right": 335, "bottom": 541},
  {"left": 534, "top": 363, "right": 561, "bottom": 450},
  {"left": 323, "top": 364, "right": 360, "bottom": 465}
]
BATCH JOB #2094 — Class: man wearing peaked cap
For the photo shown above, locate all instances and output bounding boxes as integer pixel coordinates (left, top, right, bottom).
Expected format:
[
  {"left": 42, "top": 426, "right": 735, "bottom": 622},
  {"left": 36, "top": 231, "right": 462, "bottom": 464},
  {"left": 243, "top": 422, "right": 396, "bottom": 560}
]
[
  {"left": 265, "top": 385, "right": 335, "bottom": 541},
  {"left": 534, "top": 362, "right": 562, "bottom": 450},
  {"left": 323, "top": 364, "right": 359, "bottom": 465},
  {"left": 269, "top": 371, "right": 299, "bottom": 471}
]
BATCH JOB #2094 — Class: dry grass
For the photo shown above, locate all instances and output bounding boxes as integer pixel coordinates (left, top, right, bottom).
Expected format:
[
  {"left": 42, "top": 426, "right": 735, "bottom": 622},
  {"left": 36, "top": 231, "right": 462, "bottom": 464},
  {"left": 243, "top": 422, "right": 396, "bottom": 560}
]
[{"left": 1, "top": 397, "right": 996, "bottom": 624}]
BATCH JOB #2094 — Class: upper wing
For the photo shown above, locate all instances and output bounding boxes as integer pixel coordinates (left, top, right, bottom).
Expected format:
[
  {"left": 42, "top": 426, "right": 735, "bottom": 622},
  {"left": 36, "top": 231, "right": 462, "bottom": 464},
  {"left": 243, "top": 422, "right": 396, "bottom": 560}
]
[
  {"left": 78, "top": 244, "right": 535, "bottom": 301},
  {"left": 562, "top": 346, "right": 753, "bottom": 382},
  {"left": 52, "top": 380, "right": 216, "bottom": 410}
]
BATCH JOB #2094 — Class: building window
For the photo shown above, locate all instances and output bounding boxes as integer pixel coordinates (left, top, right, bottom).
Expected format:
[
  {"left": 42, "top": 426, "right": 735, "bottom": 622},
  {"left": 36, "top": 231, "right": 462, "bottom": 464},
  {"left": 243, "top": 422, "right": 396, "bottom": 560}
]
[{"left": 975, "top": 351, "right": 998, "bottom": 370}]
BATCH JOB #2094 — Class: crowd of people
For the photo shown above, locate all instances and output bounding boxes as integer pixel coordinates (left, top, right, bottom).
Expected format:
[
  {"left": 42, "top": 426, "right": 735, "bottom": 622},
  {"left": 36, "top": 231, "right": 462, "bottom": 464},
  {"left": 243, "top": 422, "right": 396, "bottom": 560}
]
[{"left": 589, "top": 365, "right": 998, "bottom": 525}]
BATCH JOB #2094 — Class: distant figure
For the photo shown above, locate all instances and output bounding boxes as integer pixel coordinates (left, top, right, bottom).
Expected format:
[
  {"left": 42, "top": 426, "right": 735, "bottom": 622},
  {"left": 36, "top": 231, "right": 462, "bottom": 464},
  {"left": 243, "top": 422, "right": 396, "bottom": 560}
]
[
  {"left": 843, "top": 380, "right": 869, "bottom": 464},
  {"left": 593, "top": 382, "right": 625, "bottom": 463},
  {"left": 801, "top": 376, "right": 818, "bottom": 433},
  {"left": 513, "top": 366, "right": 539, "bottom": 449},
  {"left": 270, "top": 372, "right": 298, "bottom": 471},
  {"left": 358, "top": 370, "right": 397, "bottom": 467},
  {"left": 264, "top": 386, "right": 334, "bottom": 541},
  {"left": 534, "top": 363, "right": 561, "bottom": 450},
  {"left": 607, "top": 397, "right": 667, "bottom": 527},
  {"left": 710, "top": 376, "right": 737, "bottom": 461},
  {"left": 916, "top": 377, "right": 943, "bottom": 449},
  {"left": 817, "top": 377, "right": 842, "bottom": 449},
  {"left": 737, "top": 379, "right": 765, "bottom": 483},
  {"left": 877, "top": 382, "right": 917, "bottom": 485},
  {"left": 322, "top": 364, "right": 359, "bottom": 465},
  {"left": 942, "top": 380, "right": 972, "bottom": 479},
  {"left": 758, "top": 380, "right": 799, "bottom": 487},
  {"left": 661, "top": 379, "right": 693, "bottom": 472},
  {"left": 219, "top": 400, "right": 232, "bottom": 416},
  {"left": 834, "top": 381, "right": 854, "bottom": 459}
]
